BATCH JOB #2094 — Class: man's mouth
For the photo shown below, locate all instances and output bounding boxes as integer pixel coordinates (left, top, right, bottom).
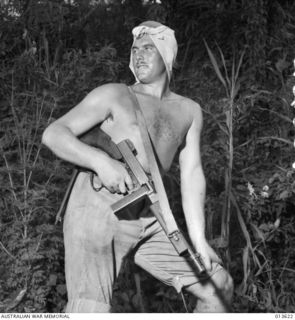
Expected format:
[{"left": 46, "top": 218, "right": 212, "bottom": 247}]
[{"left": 136, "top": 63, "right": 148, "bottom": 69}]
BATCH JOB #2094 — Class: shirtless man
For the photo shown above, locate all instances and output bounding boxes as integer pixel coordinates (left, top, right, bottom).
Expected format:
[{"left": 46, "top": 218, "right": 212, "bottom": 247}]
[{"left": 42, "top": 21, "right": 233, "bottom": 313}]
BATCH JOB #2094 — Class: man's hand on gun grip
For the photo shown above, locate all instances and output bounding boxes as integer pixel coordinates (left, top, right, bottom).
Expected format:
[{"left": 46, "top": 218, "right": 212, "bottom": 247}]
[{"left": 95, "top": 157, "right": 134, "bottom": 194}]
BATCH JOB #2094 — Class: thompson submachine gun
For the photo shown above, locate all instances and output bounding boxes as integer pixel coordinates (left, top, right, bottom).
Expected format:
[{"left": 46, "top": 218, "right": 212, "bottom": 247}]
[{"left": 56, "top": 125, "right": 206, "bottom": 275}]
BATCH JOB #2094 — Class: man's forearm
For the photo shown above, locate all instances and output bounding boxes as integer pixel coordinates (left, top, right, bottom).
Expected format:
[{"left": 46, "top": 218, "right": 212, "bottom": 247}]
[
  {"left": 42, "top": 123, "right": 110, "bottom": 173},
  {"left": 180, "top": 166, "right": 207, "bottom": 242}
]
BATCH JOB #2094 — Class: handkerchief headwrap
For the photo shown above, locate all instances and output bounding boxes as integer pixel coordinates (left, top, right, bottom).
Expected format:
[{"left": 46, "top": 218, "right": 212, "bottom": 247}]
[{"left": 129, "top": 21, "right": 178, "bottom": 82}]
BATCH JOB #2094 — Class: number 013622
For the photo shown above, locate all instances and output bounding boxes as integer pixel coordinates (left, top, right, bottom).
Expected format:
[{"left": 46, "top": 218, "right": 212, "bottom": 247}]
[{"left": 275, "top": 314, "right": 294, "bottom": 319}]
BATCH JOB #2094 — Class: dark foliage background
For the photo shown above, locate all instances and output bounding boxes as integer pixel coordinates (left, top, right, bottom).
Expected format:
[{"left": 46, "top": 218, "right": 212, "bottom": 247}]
[{"left": 0, "top": 0, "right": 295, "bottom": 313}]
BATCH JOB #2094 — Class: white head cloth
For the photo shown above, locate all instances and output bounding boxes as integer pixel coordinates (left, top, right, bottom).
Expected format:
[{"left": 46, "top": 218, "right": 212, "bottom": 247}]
[{"left": 129, "top": 21, "right": 178, "bottom": 82}]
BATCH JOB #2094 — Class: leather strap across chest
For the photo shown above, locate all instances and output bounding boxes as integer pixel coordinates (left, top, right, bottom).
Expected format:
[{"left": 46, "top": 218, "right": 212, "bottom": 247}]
[{"left": 127, "top": 86, "right": 179, "bottom": 236}]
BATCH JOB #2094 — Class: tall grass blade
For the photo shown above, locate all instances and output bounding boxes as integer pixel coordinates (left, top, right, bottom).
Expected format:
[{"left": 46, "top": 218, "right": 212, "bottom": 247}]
[
  {"left": 235, "top": 49, "right": 245, "bottom": 83},
  {"left": 204, "top": 40, "right": 227, "bottom": 89},
  {"left": 217, "top": 43, "right": 231, "bottom": 90}
]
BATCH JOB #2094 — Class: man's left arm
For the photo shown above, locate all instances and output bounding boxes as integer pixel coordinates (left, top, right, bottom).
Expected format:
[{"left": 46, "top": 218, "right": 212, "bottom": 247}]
[{"left": 179, "top": 103, "right": 221, "bottom": 270}]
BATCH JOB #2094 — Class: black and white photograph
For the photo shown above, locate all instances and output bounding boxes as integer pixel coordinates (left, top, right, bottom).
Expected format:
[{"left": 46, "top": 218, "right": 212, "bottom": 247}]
[{"left": 0, "top": 0, "right": 294, "bottom": 316}]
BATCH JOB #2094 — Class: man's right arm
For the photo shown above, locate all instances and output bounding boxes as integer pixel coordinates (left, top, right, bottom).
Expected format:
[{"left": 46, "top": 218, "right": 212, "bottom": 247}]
[{"left": 42, "top": 84, "right": 133, "bottom": 194}]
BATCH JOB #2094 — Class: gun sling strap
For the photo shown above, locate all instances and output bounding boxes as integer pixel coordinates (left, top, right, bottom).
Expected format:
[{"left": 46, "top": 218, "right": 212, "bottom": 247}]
[
  {"left": 127, "top": 86, "right": 181, "bottom": 239},
  {"left": 127, "top": 86, "right": 206, "bottom": 274}
]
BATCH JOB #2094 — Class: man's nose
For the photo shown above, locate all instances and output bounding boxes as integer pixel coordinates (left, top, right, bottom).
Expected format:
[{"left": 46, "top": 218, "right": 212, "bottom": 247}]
[{"left": 135, "top": 48, "right": 145, "bottom": 60}]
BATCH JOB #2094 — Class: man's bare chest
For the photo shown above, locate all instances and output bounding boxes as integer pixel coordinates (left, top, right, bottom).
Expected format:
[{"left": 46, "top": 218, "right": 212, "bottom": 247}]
[
  {"left": 100, "top": 91, "right": 190, "bottom": 171},
  {"left": 137, "top": 95, "right": 187, "bottom": 146},
  {"left": 142, "top": 106, "right": 181, "bottom": 145}
]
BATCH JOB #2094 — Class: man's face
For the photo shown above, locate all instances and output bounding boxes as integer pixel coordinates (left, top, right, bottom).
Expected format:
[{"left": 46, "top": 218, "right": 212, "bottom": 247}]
[{"left": 131, "top": 34, "right": 167, "bottom": 83}]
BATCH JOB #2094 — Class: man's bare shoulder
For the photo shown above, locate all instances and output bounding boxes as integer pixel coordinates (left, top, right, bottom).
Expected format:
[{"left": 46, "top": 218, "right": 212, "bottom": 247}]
[
  {"left": 170, "top": 92, "right": 202, "bottom": 124},
  {"left": 170, "top": 91, "right": 200, "bottom": 108},
  {"left": 90, "top": 83, "right": 128, "bottom": 100}
]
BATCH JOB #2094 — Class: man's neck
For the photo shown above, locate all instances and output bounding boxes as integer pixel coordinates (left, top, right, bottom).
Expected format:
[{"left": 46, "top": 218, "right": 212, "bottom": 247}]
[{"left": 134, "top": 78, "right": 171, "bottom": 100}]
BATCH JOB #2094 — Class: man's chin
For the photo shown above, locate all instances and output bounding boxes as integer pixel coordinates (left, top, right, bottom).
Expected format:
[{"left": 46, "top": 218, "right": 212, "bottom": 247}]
[
  {"left": 137, "top": 78, "right": 152, "bottom": 84},
  {"left": 136, "top": 74, "right": 150, "bottom": 83}
]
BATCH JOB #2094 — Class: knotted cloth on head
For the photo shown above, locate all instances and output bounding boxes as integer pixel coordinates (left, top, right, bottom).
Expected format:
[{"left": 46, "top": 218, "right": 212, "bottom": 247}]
[{"left": 129, "top": 21, "right": 178, "bottom": 82}]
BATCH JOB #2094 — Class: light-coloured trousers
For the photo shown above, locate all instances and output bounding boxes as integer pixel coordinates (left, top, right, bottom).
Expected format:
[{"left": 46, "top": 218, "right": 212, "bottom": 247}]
[{"left": 63, "top": 172, "right": 222, "bottom": 312}]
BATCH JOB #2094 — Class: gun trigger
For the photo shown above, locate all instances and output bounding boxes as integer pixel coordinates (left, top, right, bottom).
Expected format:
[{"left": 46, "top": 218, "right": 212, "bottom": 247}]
[{"left": 90, "top": 172, "right": 102, "bottom": 192}]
